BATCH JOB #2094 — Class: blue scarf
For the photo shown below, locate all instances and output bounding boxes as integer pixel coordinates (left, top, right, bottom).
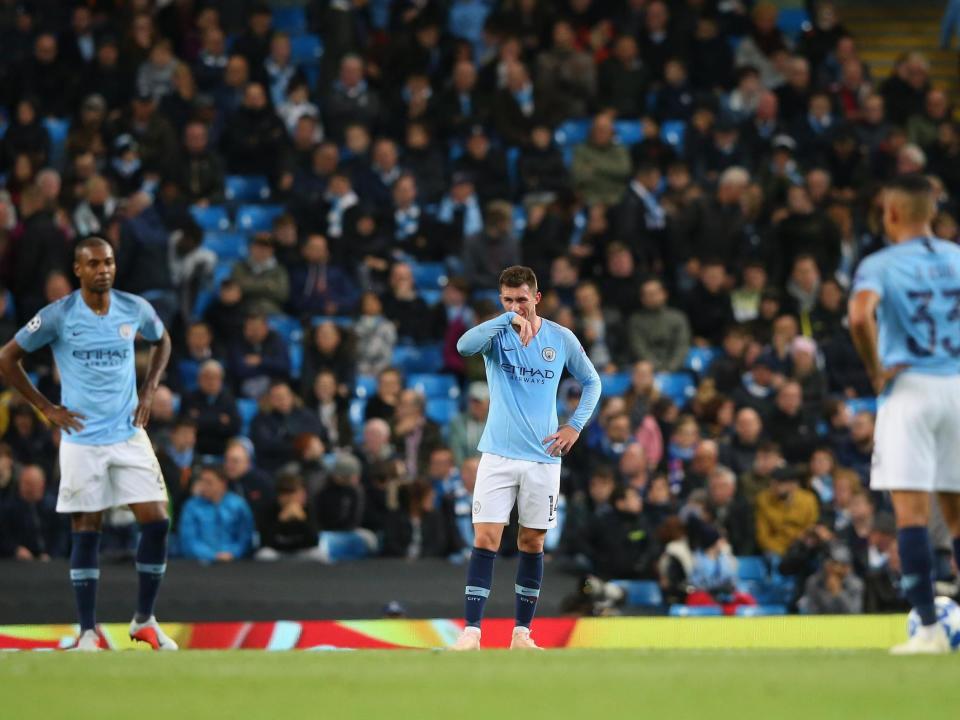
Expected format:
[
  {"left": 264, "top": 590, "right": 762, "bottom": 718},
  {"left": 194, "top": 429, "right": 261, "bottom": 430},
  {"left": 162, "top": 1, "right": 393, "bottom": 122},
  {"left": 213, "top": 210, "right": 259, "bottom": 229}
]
[
  {"left": 325, "top": 190, "right": 358, "bottom": 238},
  {"left": 438, "top": 194, "right": 483, "bottom": 236},
  {"left": 512, "top": 83, "right": 534, "bottom": 117},
  {"left": 394, "top": 204, "right": 421, "bottom": 241}
]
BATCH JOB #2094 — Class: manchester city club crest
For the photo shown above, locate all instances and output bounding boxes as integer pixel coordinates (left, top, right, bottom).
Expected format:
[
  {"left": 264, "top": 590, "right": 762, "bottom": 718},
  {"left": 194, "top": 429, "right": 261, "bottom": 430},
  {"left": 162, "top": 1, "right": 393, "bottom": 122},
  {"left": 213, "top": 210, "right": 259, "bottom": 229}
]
[
  {"left": 119, "top": 323, "right": 134, "bottom": 339},
  {"left": 541, "top": 347, "right": 556, "bottom": 362},
  {"left": 26, "top": 315, "right": 41, "bottom": 333},
  {"left": 473, "top": 501, "right": 481, "bottom": 515}
]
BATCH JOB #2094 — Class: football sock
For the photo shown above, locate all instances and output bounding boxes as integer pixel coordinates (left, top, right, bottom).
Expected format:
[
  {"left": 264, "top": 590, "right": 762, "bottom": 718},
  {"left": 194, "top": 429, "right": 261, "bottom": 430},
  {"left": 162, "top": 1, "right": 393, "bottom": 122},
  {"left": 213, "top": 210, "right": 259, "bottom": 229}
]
[
  {"left": 464, "top": 547, "right": 497, "bottom": 628},
  {"left": 952, "top": 537, "right": 960, "bottom": 578},
  {"left": 135, "top": 520, "right": 169, "bottom": 623},
  {"left": 70, "top": 532, "right": 101, "bottom": 632},
  {"left": 515, "top": 551, "right": 544, "bottom": 629},
  {"left": 898, "top": 526, "right": 936, "bottom": 626}
]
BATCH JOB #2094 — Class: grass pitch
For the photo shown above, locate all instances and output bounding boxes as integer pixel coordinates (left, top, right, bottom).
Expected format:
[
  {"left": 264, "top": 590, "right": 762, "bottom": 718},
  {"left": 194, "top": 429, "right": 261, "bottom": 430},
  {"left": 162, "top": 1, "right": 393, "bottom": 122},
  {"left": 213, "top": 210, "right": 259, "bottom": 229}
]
[{"left": 1, "top": 649, "right": 957, "bottom": 720}]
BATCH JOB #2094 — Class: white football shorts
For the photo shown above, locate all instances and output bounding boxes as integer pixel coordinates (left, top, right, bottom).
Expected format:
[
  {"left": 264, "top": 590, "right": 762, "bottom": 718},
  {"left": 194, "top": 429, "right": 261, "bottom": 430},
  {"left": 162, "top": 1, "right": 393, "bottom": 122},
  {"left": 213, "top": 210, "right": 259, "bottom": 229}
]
[
  {"left": 57, "top": 428, "right": 168, "bottom": 513},
  {"left": 871, "top": 372, "right": 960, "bottom": 493},
  {"left": 472, "top": 452, "right": 561, "bottom": 529}
]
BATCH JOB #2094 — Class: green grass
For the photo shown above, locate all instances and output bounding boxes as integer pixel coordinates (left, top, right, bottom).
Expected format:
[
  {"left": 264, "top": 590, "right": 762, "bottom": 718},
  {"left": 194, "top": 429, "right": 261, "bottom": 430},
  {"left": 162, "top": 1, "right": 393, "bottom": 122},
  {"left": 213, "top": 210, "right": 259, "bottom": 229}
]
[{"left": 2, "top": 650, "right": 958, "bottom": 720}]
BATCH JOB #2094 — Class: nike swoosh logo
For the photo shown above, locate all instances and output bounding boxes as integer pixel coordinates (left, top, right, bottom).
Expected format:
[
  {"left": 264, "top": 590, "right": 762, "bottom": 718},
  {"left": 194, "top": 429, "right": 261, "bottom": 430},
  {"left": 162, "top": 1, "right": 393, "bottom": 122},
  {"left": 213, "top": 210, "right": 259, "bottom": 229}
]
[
  {"left": 503, "top": 348, "right": 516, "bottom": 352},
  {"left": 71, "top": 332, "right": 81, "bottom": 336}
]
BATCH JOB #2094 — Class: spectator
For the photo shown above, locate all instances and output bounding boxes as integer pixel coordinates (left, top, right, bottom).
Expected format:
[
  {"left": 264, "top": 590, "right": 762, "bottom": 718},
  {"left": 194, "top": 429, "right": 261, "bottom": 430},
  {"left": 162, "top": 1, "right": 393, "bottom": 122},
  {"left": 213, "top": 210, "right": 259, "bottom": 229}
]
[
  {"left": 381, "top": 262, "right": 436, "bottom": 343},
  {"left": 223, "top": 438, "right": 275, "bottom": 531},
  {"left": 288, "top": 234, "right": 359, "bottom": 318},
  {"left": 799, "top": 542, "right": 865, "bottom": 614},
  {"left": 536, "top": 20, "right": 596, "bottom": 119},
  {"left": 229, "top": 312, "right": 291, "bottom": 399},
  {"left": 462, "top": 201, "right": 521, "bottom": 291},
  {"left": 316, "top": 452, "right": 366, "bottom": 531},
  {"left": 571, "top": 113, "right": 632, "bottom": 206},
  {"left": 436, "top": 59, "right": 485, "bottom": 140},
  {"left": 575, "top": 280, "right": 625, "bottom": 372},
  {"left": 392, "top": 389, "right": 443, "bottom": 478},
  {"left": 683, "top": 260, "right": 735, "bottom": 346},
  {"left": 325, "top": 54, "right": 381, "bottom": 142},
  {"left": 175, "top": 120, "right": 224, "bottom": 204},
  {"left": 0, "top": 464, "right": 64, "bottom": 560},
  {"left": 181, "top": 360, "right": 241, "bottom": 457},
  {"left": 518, "top": 123, "right": 570, "bottom": 200},
  {"left": 880, "top": 51, "right": 930, "bottom": 126},
  {"left": 310, "top": 369, "right": 352, "bottom": 451},
  {"left": 232, "top": 3, "right": 273, "bottom": 71},
  {"left": 597, "top": 34, "right": 649, "bottom": 118},
  {"left": 706, "top": 466, "right": 756, "bottom": 555},
  {"left": 627, "top": 277, "right": 691, "bottom": 373},
  {"left": 256, "top": 472, "right": 322, "bottom": 560},
  {"left": 221, "top": 81, "right": 286, "bottom": 180},
  {"left": 583, "top": 485, "right": 660, "bottom": 579},
  {"left": 10, "top": 185, "right": 69, "bottom": 323},
  {"left": 611, "top": 163, "right": 667, "bottom": 272},
  {"left": 383, "top": 479, "right": 462, "bottom": 559},
  {"left": 250, "top": 381, "right": 326, "bottom": 474},
  {"left": 179, "top": 465, "right": 256, "bottom": 562},
  {"left": 755, "top": 466, "right": 820, "bottom": 556},
  {"left": 449, "top": 382, "right": 489, "bottom": 465},
  {"left": 834, "top": 411, "right": 875, "bottom": 485},
  {"left": 231, "top": 234, "right": 290, "bottom": 315},
  {"left": 720, "top": 407, "right": 764, "bottom": 478},
  {"left": 454, "top": 126, "right": 510, "bottom": 206},
  {"left": 354, "top": 292, "right": 398, "bottom": 377},
  {"left": 766, "top": 381, "right": 818, "bottom": 464}
]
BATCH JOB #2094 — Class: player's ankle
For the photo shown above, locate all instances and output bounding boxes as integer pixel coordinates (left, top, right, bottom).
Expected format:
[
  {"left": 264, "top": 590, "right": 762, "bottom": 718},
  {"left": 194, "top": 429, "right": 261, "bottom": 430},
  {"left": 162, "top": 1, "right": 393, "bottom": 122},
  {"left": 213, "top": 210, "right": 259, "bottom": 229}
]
[
  {"left": 513, "top": 626, "right": 531, "bottom": 635},
  {"left": 463, "top": 625, "right": 481, "bottom": 636}
]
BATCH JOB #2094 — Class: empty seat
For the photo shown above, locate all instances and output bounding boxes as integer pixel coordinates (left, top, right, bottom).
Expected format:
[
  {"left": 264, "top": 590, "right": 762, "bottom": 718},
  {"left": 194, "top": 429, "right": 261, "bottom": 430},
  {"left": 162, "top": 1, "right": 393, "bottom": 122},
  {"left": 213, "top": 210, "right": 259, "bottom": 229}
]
[
  {"left": 237, "top": 398, "right": 259, "bottom": 436},
  {"left": 348, "top": 397, "right": 367, "bottom": 431},
  {"left": 611, "top": 579, "right": 663, "bottom": 608},
  {"left": 236, "top": 204, "right": 284, "bottom": 232},
  {"left": 409, "top": 373, "right": 460, "bottom": 399},
  {"left": 684, "top": 346, "right": 721, "bottom": 375},
  {"left": 202, "top": 232, "right": 248, "bottom": 261},
  {"left": 410, "top": 262, "right": 447, "bottom": 289},
  {"left": 178, "top": 359, "right": 201, "bottom": 393},
  {"left": 426, "top": 397, "right": 459, "bottom": 425},
  {"left": 735, "top": 604, "right": 787, "bottom": 617},
  {"left": 777, "top": 8, "right": 810, "bottom": 38},
  {"left": 656, "top": 372, "right": 695, "bottom": 408},
  {"left": 267, "top": 314, "right": 304, "bottom": 344},
  {"left": 472, "top": 289, "right": 502, "bottom": 306},
  {"left": 736, "top": 556, "right": 768, "bottom": 582},
  {"left": 614, "top": 120, "right": 643, "bottom": 146},
  {"left": 846, "top": 397, "right": 877, "bottom": 416},
  {"left": 354, "top": 375, "right": 378, "bottom": 398},
  {"left": 660, "top": 120, "right": 686, "bottom": 151},
  {"left": 290, "top": 34, "right": 324, "bottom": 65},
  {"left": 600, "top": 372, "right": 631, "bottom": 397},
  {"left": 554, "top": 118, "right": 592, "bottom": 147},
  {"left": 191, "top": 205, "right": 231, "bottom": 231},
  {"left": 312, "top": 315, "right": 354, "bottom": 329},
  {"left": 43, "top": 117, "right": 70, "bottom": 166},
  {"left": 669, "top": 604, "right": 722, "bottom": 617},
  {"left": 272, "top": 6, "right": 307, "bottom": 34},
  {"left": 391, "top": 344, "right": 443, "bottom": 374},
  {"left": 225, "top": 175, "right": 270, "bottom": 202},
  {"left": 420, "top": 288, "right": 442, "bottom": 307}
]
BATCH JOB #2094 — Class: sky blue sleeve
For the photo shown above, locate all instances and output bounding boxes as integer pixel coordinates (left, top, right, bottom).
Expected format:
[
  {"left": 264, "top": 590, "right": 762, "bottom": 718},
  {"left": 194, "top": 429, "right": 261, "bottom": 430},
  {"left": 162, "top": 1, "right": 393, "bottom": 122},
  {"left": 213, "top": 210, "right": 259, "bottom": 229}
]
[
  {"left": 456, "top": 312, "right": 516, "bottom": 356},
  {"left": 136, "top": 297, "right": 165, "bottom": 342},
  {"left": 562, "top": 329, "right": 601, "bottom": 433},
  {"left": 14, "top": 302, "right": 62, "bottom": 353},
  {"left": 851, "top": 254, "right": 885, "bottom": 299}
]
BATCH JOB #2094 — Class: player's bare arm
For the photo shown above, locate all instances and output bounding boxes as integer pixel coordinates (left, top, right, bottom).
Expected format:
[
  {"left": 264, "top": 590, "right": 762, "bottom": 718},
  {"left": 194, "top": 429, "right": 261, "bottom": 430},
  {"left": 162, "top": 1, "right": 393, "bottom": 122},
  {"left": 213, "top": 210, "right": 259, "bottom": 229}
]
[
  {"left": 134, "top": 330, "right": 172, "bottom": 428},
  {"left": 0, "top": 339, "right": 86, "bottom": 434},
  {"left": 848, "top": 289, "right": 906, "bottom": 394}
]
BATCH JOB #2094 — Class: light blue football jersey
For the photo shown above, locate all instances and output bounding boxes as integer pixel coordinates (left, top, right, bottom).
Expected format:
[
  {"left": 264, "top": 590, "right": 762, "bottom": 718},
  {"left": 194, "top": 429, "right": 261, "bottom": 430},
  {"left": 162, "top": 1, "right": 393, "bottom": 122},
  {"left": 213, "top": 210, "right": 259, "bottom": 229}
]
[
  {"left": 15, "top": 290, "right": 166, "bottom": 445},
  {"left": 852, "top": 237, "right": 960, "bottom": 375},
  {"left": 457, "top": 312, "right": 601, "bottom": 464}
]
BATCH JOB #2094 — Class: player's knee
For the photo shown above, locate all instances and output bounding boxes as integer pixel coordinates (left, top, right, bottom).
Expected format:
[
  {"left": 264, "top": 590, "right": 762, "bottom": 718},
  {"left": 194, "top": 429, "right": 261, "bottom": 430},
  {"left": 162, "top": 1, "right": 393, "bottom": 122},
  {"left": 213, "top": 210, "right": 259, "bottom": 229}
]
[
  {"left": 71, "top": 512, "right": 103, "bottom": 533},
  {"left": 517, "top": 529, "right": 546, "bottom": 554},
  {"left": 473, "top": 527, "right": 502, "bottom": 551}
]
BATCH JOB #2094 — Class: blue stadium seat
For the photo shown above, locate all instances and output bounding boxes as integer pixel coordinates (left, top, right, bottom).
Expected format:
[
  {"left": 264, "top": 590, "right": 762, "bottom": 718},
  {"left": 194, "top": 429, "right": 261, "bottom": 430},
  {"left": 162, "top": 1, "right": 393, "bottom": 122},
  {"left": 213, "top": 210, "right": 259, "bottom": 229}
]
[
  {"left": 392, "top": 344, "right": 443, "bottom": 373},
  {"left": 349, "top": 398, "right": 367, "bottom": 432},
  {"left": 43, "top": 117, "right": 70, "bottom": 166},
  {"left": 472, "top": 289, "right": 502, "bottom": 306},
  {"left": 192, "top": 262, "right": 234, "bottom": 318},
  {"left": 669, "top": 604, "right": 722, "bottom": 617},
  {"left": 369, "top": 0, "right": 391, "bottom": 29},
  {"left": 225, "top": 175, "right": 271, "bottom": 202},
  {"left": 236, "top": 204, "right": 284, "bottom": 232},
  {"left": 661, "top": 120, "right": 686, "bottom": 151},
  {"left": 614, "top": 120, "right": 643, "bottom": 146},
  {"left": 506, "top": 146, "right": 520, "bottom": 192},
  {"left": 237, "top": 398, "right": 259, "bottom": 436},
  {"left": 735, "top": 604, "right": 787, "bottom": 617},
  {"left": 426, "top": 398, "right": 459, "bottom": 425},
  {"left": 736, "top": 556, "right": 768, "bottom": 582},
  {"left": 410, "top": 262, "right": 447, "bottom": 289},
  {"left": 611, "top": 580, "right": 663, "bottom": 608},
  {"left": 684, "top": 346, "right": 721, "bottom": 375},
  {"left": 290, "top": 34, "right": 324, "bottom": 65},
  {"left": 354, "top": 375, "right": 377, "bottom": 398},
  {"left": 178, "top": 359, "right": 201, "bottom": 393},
  {"left": 202, "top": 232, "right": 248, "bottom": 261},
  {"left": 777, "top": 8, "right": 810, "bottom": 39},
  {"left": 420, "top": 288, "right": 442, "bottom": 306},
  {"left": 600, "top": 372, "right": 631, "bottom": 397},
  {"left": 190, "top": 205, "right": 231, "bottom": 231},
  {"left": 513, "top": 205, "right": 527, "bottom": 234},
  {"left": 272, "top": 6, "right": 307, "bottom": 34},
  {"left": 409, "top": 373, "right": 460, "bottom": 399},
  {"left": 289, "top": 343, "right": 303, "bottom": 379},
  {"left": 656, "top": 372, "right": 696, "bottom": 408},
  {"left": 846, "top": 397, "right": 877, "bottom": 416},
  {"left": 319, "top": 530, "right": 375, "bottom": 562},
  {"left": 554, "top": 119, "right": 592, "bottom": 147},
  {"left": 267, "top": 314, "right": 304, "bottom": 344},
  {"left": 312, "top": 315, "right": 354, "bottom": 329}
]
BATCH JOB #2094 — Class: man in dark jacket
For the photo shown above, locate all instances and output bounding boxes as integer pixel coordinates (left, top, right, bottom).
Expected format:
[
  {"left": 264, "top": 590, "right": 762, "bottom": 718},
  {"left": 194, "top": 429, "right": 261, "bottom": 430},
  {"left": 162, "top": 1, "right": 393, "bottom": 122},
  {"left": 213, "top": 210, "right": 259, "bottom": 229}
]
[
  {"left": 9, "top": 185, "right": 68, "bottom": 324},
  {"left": 324, "top": 54, "right": 381, "bottom": 142},
  {"left": 224, "top": 438, "right": 275, "bottom": 534},
  {"left": 719, "top": 407, "right": 764, "bottom": 477},
  {"left": 584, "top": 486, "right": 660, "bottom": 579},
  {"left": 706, "top": 466, "right": 756, "bottom": 555},
  {"left": 180, "top": 360, "right": 241, "bottom": 457},
  {"left": 611, "top": 163, "right": 667, "bottom": 272},
  {"left": 287, "top": 234, "right": 359, "bottom": 318},
  {"left": 175, "top": 120, "right": 224, "bottom": 205},
  {"left": 220, "top": 82, "right": 286, "bottom": 180},
  {"left": 229, "top": 312, "right": 291, "bottom": 399},
  {"left": 250, "top": 381, "right": 327, "bottom": 473},
  {"left": 765, "top": 381, "right": 818, "bottom": 464},
  {"left": 0, "top": 464, "right": 65, "bottom": 560}
]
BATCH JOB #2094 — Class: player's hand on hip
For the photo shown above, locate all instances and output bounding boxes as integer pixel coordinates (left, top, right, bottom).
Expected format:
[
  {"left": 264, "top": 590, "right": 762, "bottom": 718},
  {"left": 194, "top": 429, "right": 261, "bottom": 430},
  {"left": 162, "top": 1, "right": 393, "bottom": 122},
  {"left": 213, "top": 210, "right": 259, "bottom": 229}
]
[
  {"left": 543, "top": 425, "right": 580, "bottom": 457},
  {"left": 510, "top": 315, "right": 534, "bottom": 346},
  {"left": 43, "top": 405, "right": 86, "bottom": 434},
  {"left": 133, "top": 394, "right": 154, "bottom": 428},
  {"left": 872, "top": 364, "right": 908, "bottom": 395}
]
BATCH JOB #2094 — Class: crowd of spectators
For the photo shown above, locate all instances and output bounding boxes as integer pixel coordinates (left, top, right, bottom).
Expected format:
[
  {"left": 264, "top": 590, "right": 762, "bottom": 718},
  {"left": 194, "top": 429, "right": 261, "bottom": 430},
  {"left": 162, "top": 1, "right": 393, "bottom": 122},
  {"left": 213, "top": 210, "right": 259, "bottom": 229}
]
[{"left": 0, "top": 0, "right": 956, "bottom": 615}]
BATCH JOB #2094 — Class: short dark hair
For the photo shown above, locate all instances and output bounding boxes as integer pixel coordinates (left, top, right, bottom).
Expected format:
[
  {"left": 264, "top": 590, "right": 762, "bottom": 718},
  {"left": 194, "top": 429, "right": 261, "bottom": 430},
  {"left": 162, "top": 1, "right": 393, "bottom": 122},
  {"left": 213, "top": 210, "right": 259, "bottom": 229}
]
[
  {"left": 74, "top": 236, "right": 111, "bottom": 259},
  {"left": 498, "top": 265, "right": 538, "bottom": 292},
  {"left": 886, "top": 173, "right": 933, "bottom": 195}
]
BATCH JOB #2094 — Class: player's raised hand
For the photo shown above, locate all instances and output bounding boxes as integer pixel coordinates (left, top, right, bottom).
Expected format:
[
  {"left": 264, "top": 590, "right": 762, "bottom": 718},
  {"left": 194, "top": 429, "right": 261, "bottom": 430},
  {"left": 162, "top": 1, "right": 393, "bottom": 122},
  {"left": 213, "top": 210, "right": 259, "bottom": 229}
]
[
  {"left": 543, "top": 425, "right": 580, "bottom": 457},
  {"left": 133, "top": 393, "right": 154, "bottom": 428},
  {"left": 43, "top": 405, "right": 86, "bottom": 434},
  {"left": 510, "top": 315, "right": 534, "bottom": 346}
]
